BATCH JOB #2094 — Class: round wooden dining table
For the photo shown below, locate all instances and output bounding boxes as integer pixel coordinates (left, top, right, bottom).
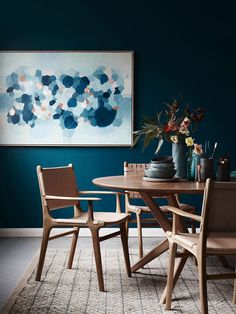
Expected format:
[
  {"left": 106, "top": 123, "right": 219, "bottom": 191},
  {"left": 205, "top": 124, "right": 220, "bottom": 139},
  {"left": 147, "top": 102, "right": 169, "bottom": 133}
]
[{"left": 93, "top": 175, "right": 205, "bottom": 272}]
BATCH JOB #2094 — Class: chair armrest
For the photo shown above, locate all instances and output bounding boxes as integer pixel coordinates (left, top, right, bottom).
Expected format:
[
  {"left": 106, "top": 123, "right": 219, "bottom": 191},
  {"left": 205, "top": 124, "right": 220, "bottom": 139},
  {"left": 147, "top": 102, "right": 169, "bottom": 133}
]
[
  {"left": 45, "top": 195, "right": 101, "bottom": 201},
  {"left": 45, "top": 195, "right": 100, "bottom": 222},
  {"left": 78, "top": 190, "right": 126, "bottom": 213},
  {"left": 164, "top": 206, "right": 202, "bottom": 222}
]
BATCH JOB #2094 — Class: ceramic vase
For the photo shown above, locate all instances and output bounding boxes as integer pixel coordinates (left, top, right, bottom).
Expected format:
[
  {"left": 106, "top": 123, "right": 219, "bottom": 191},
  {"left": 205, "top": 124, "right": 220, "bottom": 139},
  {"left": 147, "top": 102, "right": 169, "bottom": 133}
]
[{"left": 172, "top": 141, "right": 187, "bottom": 178}]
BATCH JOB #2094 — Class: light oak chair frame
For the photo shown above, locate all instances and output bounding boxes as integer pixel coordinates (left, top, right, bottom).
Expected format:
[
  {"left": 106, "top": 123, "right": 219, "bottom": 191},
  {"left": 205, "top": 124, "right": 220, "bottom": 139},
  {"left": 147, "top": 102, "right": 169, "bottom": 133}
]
[
  {"left": 163, "top": 179, "right": 236, "bottom": 313},
  {"left": 36, "top": 164, "right": 131, "bottom": 292},
  {"left": 124, "top": 161, "right": 196, "bottom": 258}
]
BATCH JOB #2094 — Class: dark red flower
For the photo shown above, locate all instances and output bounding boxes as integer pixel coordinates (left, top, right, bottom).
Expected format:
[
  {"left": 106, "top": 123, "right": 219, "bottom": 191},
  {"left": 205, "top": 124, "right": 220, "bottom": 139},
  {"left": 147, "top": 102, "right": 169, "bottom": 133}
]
[{"left": 164, "top": 124, "right": 171, "bottom": 132}]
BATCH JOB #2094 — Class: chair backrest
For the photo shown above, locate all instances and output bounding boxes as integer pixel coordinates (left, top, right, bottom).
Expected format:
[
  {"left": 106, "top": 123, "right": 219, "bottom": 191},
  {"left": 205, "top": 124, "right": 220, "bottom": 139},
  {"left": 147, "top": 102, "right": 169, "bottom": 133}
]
[
  {"left": 37, "top": 164, "right": 79, "bottom": 211},
  {"left": 201, "top": 179, "right": 236, "bottom": 234},
  {"left": 124, "top": 161, "right": 148, "bottom": 199}
]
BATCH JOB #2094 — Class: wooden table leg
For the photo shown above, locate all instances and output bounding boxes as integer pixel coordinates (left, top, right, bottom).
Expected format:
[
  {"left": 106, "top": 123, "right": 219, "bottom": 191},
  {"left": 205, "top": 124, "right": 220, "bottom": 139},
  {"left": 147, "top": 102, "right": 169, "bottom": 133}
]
[
  {"left": 167, "top": 194, "right": 188, "bottom": 233},
  {"left": 131, "top": 239, "right": 169, "bottom": 272},
  {"left": 131, "top": 192, "right": 172, "bottom": 272},
  {"left": 139, "top": 192, "right": 172, "bottom": 233},
  {"left": 130, "top": 192, "right": 190, "bottom": 279}
]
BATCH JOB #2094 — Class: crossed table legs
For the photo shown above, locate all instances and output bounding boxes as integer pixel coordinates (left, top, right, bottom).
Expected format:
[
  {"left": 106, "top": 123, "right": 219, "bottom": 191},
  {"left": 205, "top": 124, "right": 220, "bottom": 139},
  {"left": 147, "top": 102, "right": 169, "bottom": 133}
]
[{"left": 130, "top": 191, "right": 189, "bottom": 304}]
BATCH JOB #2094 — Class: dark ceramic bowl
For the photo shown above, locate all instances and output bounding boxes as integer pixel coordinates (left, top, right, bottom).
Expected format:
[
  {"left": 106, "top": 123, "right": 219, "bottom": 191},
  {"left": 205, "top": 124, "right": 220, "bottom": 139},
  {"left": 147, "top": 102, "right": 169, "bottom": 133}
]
[
  {"left": 151, "top": 156, "right": 173, "bottom": 164},
  {"left": 149, "top": 162, "right": 175, "bottom": 169},
  {"left": 144, "top": 168, "right": 176, "bottom": 179}
]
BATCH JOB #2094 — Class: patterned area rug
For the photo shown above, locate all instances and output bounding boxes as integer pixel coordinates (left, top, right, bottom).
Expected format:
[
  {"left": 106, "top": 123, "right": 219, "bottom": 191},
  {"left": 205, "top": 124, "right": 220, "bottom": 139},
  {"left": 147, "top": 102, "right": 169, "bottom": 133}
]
[{"left": 1, "top": 249, "right": 235, "bottom": 313}]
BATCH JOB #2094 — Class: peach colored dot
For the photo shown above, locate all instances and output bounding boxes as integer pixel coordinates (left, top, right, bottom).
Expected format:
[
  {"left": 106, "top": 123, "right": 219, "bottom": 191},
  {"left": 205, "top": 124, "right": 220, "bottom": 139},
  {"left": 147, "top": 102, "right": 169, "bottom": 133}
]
[
  {"left": 112, "top": 106, "right": 119, "bottom": 110},
  {"left": 41, "top": 106, "right": 47, "bottom": 111},
  {"left": 19, "top": 75, "right": 26, "bottom": 82},
  {"left": 35, "top": 83, "right": 43, "bottom": 89}
]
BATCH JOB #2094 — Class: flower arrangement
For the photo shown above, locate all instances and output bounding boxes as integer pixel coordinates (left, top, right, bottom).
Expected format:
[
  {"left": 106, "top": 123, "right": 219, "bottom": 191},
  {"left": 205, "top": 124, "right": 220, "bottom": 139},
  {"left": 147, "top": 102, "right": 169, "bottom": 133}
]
[
  {"left": 133, "top": 98, "right": 205, "bottom": 154},
  {"left": 185, "top": 137, "right": 204, "bottom": 158}
]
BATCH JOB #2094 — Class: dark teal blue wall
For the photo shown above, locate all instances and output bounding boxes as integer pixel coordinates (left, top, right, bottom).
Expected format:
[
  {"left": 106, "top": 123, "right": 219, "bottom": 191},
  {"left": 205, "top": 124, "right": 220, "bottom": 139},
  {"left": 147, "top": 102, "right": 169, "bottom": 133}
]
[{"left": 1, "top": 1, "right": 235, "bottom": 227}]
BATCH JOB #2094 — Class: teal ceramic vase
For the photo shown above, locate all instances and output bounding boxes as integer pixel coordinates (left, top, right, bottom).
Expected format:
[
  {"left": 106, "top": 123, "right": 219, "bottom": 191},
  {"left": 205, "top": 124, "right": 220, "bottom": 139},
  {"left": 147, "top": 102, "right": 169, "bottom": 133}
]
[{"left": 172, "top": 141, "right": 187, "bottom": 178}]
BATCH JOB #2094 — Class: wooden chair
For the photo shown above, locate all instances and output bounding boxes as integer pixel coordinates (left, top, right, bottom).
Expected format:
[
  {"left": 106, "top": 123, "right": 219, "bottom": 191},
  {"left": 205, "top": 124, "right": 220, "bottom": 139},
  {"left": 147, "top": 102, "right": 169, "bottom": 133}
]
[
  {"left": 164, "top": 179, "right": 236, "bottom": 313},
  {"left": 124, "top": 161, "right": 196, "bottom": 258},
  {"left": 36, "top": 164, "right": 131, "bottom": 292}
]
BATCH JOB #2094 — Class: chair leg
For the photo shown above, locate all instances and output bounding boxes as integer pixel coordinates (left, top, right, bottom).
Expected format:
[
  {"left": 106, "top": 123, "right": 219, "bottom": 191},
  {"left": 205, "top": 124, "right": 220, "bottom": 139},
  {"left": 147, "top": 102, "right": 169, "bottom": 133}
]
[
  {"left": 90, "top": 227, "right": 105, "bottom": 292},
  {"left": 120, "top": 222, "right": 131, "bottom": 277},
  {"left": 190, "top": 219, "right": 198, "bottom": 265},
  {"left": 67, "top": 227, "right": 80, "bottom": 269},
  {"left": 136, "top": 212, "right": 143, "bottom": 258},
  {"left": 160, "top": 250, "right": 188, "bottom": 305},
  {"left": 233, "top": 265, "right": 236, "bottom": 304},
  {"left": 165, "top": 242, "right": 177, "bottom": 310},
  {"left": 198, "top": 255, "right": 208, "bottom": 314},
  {"left": 191, "top": 219, "right": 196, "bottom": 234},
  {"left": 35, "top": 226, "right": 51, "bottom": 281},
  {"left": 125, "top": 210, "right": 130, "bottom": 237}
]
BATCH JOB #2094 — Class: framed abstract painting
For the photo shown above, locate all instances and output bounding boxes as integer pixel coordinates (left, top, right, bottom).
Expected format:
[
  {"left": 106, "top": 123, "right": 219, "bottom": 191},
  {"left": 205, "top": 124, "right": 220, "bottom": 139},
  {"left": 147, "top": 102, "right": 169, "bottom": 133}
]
[{"left": 0, "top": 51, "right": 133, "bottom": 146}]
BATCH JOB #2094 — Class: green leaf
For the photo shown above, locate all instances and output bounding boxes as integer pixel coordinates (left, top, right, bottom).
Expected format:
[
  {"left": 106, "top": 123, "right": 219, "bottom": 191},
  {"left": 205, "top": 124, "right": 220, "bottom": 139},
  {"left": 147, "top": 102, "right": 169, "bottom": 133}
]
[
  {"left": 143, "top": 123, "right": 157, "bottom": 130},
  {"left": 132, "top": 134, "right": 141, "bottom": 147},
  {"left": 155, "top": 137, "right": 164, "bottom": 155},
  {"left": 142, "top": 115, "right": 156, "bottom": 124},
  {"left": 157, "top": 111, "right": 162, "bottom": 123},
  {"left": 143, "top": 133, "right": 155, "bottom": 150}
]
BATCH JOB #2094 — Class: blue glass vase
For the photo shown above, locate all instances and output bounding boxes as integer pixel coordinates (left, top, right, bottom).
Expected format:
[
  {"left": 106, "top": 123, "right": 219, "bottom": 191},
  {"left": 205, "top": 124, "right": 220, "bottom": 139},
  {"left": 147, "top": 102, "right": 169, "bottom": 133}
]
[
  {"left": 187, "top": 152, "right": 204, "bottom": 181},
  {"left": 187, "top": 154, "right": 197, "bottom": 181}
]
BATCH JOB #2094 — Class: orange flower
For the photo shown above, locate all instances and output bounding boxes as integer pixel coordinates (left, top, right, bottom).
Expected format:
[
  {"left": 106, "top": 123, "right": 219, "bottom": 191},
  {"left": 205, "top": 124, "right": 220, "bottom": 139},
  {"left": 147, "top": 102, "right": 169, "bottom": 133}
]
[
  {"left": 193, "top": 143, "right": 203, "bottom": 155},
  {"left": 169, "top": 121, "right": 179, "bottom": 131}
]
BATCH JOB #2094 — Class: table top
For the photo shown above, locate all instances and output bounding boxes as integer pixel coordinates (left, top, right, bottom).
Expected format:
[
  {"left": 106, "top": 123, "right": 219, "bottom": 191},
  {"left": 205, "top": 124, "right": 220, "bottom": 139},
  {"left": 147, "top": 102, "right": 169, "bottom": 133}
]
[{"left": 93, "top": 175, "right": 205, "bottom": 195}]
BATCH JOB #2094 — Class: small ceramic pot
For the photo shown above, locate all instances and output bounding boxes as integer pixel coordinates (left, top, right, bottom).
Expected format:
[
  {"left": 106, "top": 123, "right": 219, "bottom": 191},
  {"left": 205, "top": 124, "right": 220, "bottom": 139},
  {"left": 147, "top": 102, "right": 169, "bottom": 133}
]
[{"left": 200, "top": 158, "right": 214, "bottom": 181}]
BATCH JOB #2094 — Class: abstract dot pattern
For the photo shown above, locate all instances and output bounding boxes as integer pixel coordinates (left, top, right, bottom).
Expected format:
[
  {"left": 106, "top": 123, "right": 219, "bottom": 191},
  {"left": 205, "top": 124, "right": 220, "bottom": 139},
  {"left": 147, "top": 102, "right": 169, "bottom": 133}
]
[{"left": 4, "top": 65, "right": 129, "bottom": 132}]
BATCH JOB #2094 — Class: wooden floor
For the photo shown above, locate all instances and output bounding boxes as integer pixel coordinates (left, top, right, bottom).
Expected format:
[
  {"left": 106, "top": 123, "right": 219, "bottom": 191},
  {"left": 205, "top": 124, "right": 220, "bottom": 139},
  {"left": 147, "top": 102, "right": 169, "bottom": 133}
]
[{"left": 0, "top": 236, "right": 159, "bottom": 310}]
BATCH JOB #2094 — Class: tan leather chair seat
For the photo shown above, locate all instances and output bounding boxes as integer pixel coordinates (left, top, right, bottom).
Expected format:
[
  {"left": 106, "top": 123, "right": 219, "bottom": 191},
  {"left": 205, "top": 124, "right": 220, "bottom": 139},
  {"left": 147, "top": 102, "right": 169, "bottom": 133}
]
[
  {"left": 167, "top": 231, "right": 236, "bottom": 254},
  {"left": 57, "top": 212, "right": 129, "bottom": 225}
]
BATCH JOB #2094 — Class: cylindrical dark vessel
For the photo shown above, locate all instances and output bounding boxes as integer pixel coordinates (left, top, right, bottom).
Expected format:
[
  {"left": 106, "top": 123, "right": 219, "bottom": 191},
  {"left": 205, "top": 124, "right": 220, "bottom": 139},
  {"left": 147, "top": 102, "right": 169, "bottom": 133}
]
[
  {"left": 217, "top": 158, "right": 230, "bottom": 181},
  {"left": 200, "top": 158, "right": 214, "bottom": 182}
]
